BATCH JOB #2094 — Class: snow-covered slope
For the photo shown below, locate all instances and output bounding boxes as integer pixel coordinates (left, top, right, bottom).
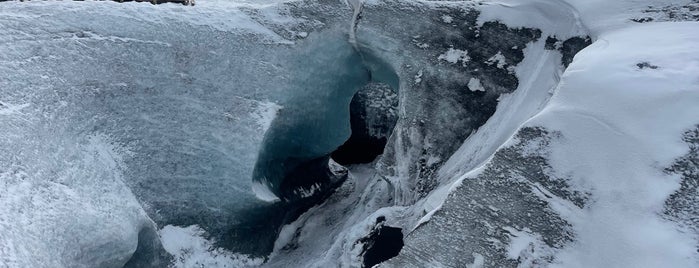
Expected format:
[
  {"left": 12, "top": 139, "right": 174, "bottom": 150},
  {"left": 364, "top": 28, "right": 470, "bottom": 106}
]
[
  {"left": 383, "top": 1, "right": 699, "bottom": 267},
  {"left": 543, "top": 21, "right": 698, "bottom": 268},
  {"left": 386, "top": 20, "right": 699, "bottom": 268}
]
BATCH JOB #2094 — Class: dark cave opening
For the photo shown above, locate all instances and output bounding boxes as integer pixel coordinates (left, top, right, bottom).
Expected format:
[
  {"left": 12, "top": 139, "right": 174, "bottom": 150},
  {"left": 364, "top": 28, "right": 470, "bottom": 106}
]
[
  {"left": 360, "top": 216, "right": 405, "bottom": 268},
  {"left": 252, "top": 40, "right": 399, "bottom": 202},
  {"left": 331, "top": 81, "right": 398, "bottom": 165},
  {"left": 246, "top": 37, "right": 401, "bottom": 258}
]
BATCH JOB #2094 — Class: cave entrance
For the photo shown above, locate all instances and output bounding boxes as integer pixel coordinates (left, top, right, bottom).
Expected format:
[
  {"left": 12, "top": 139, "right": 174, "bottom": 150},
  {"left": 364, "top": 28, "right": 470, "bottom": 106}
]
[
  {"left": 331, "top": 44, "right": 400, "bottom": 166},
  {"left": 252, "top": 38, "right": 399, "bottom": 203},
  {"left": 331, "top": 81, "right": 398, "bottom": 165},
  {"left": 239, "top": 32, "right": 400, "bottom": 258},
  {"left": 360, "top": 216, "right": 405, "bottom": 268}
]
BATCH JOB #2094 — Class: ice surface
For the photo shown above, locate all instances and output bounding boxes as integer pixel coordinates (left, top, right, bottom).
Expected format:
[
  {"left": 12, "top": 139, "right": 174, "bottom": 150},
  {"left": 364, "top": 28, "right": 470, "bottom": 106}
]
[
  {"left": 0, "top": 0, "right": 343, "bottom": 264},
  {"left": 1, "top": 0, "right": 698, "bottom": 267},
  {"left": 251, "top": 33, "right": 368, "bottom": 202}
]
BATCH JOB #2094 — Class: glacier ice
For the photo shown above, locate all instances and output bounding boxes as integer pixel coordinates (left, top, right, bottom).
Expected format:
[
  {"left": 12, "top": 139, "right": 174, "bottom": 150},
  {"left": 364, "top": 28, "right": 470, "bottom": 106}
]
[
  {"left": 0, "top": 0, "right": 320, "bottom": 262},
  {"left": 1, "top": 0, "right": 698, "bottom": 267},
  {"left": 251, "top": 30, "right": 399, "bottom": 202}
]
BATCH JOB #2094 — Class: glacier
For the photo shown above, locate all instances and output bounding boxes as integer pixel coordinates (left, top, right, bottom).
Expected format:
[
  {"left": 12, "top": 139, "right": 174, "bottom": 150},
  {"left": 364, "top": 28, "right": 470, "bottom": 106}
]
[{"left": 0, "top": 0, "right": 698, "bottom": 268}]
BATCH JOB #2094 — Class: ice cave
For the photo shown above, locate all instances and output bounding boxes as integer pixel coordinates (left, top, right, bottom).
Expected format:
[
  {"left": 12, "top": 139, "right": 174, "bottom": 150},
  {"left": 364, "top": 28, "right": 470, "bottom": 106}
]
[{"left": 0, "top": 0, "right": 698, "bottom": 267}]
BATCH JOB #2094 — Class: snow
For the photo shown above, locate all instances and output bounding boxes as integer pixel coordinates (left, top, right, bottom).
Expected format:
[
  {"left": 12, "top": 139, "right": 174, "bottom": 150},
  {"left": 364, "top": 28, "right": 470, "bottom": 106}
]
[
  {"left": 405, "top": 1, "right": 698, "bottom": 267},
  {"left": 486, "top": 51, "right": 507, "bottom": 69},
  {"left": 478, "top": 0, "right": 588, "bottom": 39},
  {"left": 160, "top": 225, "right": 265, "bottom": 268},
  {"left": 467, "top": 78, "right": 485, "bottom": 92},
  {"left": 503, "top": 226, "right": 555, "bottom": 267},
  {"left": 414, "top": 70, "right": 423, "bottom": 84},
  {"left": 466, "top": 253, "right": 485, "bottom": 268},
  {"left": 252, "top": 180, "right": 281, "bottom": 202},
  {"left": 530, "top": 21, "right": 699, "bottom": 268},
  {"left": 441, "top": 15, "right": 454, "bottom": 24},
  {"left": 438, "top": 48, "right": 470, "bottom": 65},
  {"left": 560, "top": 0, "right": 687, "bottom": 36}
]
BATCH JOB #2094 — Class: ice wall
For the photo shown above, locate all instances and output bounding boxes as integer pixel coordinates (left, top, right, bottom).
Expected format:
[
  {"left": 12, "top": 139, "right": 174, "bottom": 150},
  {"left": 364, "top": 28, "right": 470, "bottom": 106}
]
[{"left": 0, "top": 0, "right": 340, "bottom": 263}]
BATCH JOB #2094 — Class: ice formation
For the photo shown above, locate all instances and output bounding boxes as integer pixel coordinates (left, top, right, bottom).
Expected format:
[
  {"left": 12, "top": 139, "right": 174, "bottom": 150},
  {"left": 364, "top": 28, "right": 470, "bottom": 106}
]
[{"left": 0, "top": 0, "right": 697, "bottom": 268}]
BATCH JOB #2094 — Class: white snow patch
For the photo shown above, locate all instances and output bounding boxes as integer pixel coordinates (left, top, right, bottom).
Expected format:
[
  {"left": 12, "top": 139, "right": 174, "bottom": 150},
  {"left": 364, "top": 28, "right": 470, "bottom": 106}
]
[
  {"left": 526, "top": 22, "right": 699, "bottom": 268},
  {"left": 477, "top": 0, "right": 588, "bottom": 40},
  {"left": 438, "top": 48, "right": 470, "bottom": 65},
  {"left": 467, "top": 253, "right": 485, "bottom": 268},
  {"left": 504, "top": 227, "right": 555, "bottom": 268},
  {"left": 414, "top": 70, "right": 424, "bottom": 84},
  {"left": 441, "top": 14, "right": 454, "bottom": 23},
  {"left": 254, "top": 100, "right": 282, "bottom": 132},
  {"left": 252, "top": 180, "right": 280, "bottom": 202},
  {"left": 468, "top": 78, "right": 486, "bottom": 92},
  {"left": 160, "top": 225, "right": 264, "bottom": 268},
  {"left": 486, "top": 51, "right": 507, "bottom": 69}
]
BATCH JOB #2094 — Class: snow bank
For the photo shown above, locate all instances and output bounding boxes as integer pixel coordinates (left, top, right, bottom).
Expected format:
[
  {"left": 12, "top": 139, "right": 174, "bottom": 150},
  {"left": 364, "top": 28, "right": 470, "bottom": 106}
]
[{"left": 530, "top": 21, "right": 699, "bottom": 268}]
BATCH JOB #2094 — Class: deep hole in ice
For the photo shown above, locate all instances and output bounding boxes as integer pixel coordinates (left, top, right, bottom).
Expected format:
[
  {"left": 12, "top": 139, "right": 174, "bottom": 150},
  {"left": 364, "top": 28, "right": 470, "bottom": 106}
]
[
  {"left": 331, "top": 81, "right": 398, "bottom": 165},
  {"left": 360, "top": 216, "right": 405, "bottom": 268}
]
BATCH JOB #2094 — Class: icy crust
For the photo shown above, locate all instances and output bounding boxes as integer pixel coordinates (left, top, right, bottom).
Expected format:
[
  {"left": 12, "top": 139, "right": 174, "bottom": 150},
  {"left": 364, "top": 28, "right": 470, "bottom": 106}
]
[{"left": 2, "top": 1, "right": 697, "bottom": 267}]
